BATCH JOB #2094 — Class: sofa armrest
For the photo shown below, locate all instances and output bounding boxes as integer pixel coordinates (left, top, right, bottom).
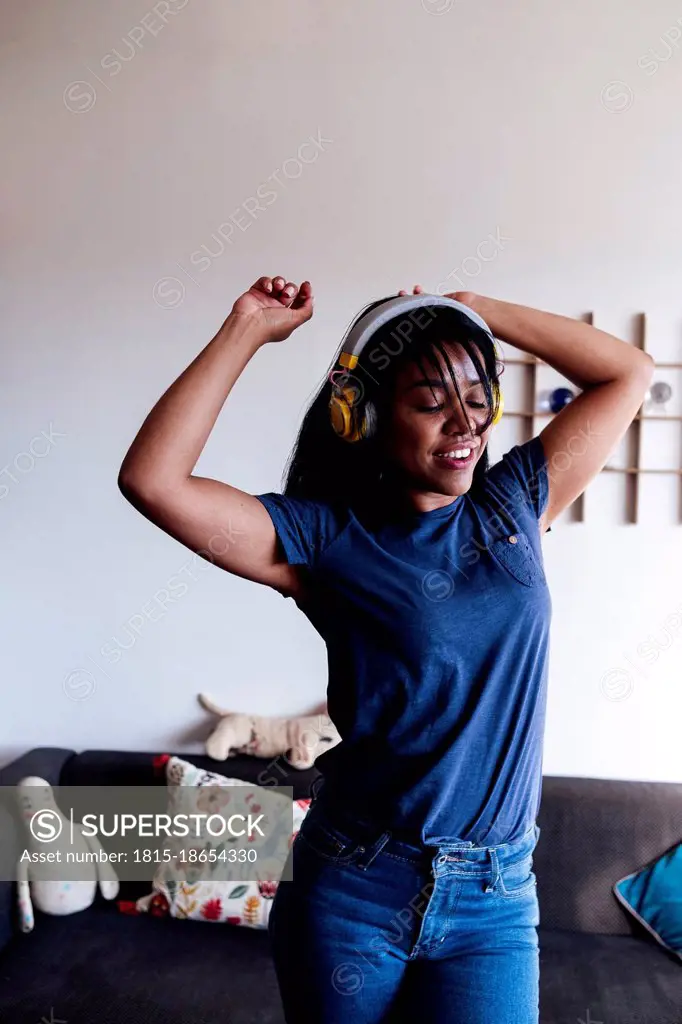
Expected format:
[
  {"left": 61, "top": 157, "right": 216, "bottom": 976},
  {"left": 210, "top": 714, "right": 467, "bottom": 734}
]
[{"left": 0, "top": 748, "right": 76, "bottom": 955}]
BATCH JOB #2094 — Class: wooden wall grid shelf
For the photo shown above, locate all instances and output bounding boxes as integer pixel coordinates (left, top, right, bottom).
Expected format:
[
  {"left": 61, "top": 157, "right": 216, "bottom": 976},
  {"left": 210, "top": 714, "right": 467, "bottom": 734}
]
[{"left": 500, "top": 312, "right": 681, "bottom": 524}]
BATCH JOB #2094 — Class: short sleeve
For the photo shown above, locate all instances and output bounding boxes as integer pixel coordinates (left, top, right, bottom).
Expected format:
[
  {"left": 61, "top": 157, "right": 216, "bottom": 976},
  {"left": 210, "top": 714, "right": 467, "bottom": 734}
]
[
  {"left": 484, "top": 435, "right": 549, "bottom": 522},
  {"left": 254, "top": 493, "right": 345, "bottom": 567}
]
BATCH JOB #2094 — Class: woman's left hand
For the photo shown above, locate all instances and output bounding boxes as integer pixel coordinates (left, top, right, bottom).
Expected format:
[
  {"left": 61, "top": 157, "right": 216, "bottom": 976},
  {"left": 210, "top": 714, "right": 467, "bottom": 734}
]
[
  {"left": 398, "top": 284, "right": 480, "bottom": 310},
  {"left": 445, "top": 290, "right": 479, "bottom": 310}
]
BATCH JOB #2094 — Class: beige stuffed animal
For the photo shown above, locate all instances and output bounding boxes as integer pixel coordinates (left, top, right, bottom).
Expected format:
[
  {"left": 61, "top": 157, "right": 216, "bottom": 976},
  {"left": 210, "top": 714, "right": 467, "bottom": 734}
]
[{"left": 198, "top": 695, "right": 341, "bottom": 769}]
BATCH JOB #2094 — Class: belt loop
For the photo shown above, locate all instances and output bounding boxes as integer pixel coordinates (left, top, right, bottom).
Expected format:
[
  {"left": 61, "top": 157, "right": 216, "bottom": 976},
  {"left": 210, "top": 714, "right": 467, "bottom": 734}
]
[
  {"left": 484, "top": 847, "right": 500, "bottom": 893},
  {"left": 356, "top": 830, "right": 391, "bottom": 871}
]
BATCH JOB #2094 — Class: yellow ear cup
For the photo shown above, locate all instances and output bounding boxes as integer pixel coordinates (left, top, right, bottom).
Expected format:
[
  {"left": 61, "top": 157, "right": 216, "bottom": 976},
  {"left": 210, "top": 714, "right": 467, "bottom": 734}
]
[
  {"left": 330, "top": 386, "right": 365, "bottom": 442},
  {"left": 491, "top": 338, "right": 504, "bottom": 426},
  {"left": 491, "top": 383, "right": 504, "bottom": 426},
  {"left": 329, "top": 387, "right": 352, "bottom": 439}
]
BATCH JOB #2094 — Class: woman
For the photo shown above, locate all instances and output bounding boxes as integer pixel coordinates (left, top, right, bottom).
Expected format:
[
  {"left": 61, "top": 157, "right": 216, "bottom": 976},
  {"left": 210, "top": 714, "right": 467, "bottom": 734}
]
[{"left": 118, "top": 276, "right": 653, "bottom": 1023}]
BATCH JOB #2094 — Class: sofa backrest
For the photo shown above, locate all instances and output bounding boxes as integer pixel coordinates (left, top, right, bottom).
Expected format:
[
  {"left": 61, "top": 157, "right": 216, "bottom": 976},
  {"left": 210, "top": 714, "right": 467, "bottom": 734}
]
[
  {"left": 58, "top": 749, "right": 319, "bottom": 798},
  {"left": 534, "top": 774, "right": 682, "bottom": 934}
]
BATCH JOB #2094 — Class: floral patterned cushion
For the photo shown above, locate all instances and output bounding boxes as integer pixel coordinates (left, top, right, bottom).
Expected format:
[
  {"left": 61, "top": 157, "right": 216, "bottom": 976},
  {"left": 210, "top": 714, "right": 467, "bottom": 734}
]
[{"left": 135, "top": 755, "right": 310, "bottom": 929}]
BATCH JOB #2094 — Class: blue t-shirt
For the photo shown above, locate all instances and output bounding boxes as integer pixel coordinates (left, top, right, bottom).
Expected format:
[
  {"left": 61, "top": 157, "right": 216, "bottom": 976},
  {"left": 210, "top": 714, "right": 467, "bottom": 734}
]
[{"left": 255, "top": 435, "right": 552, "bottom": 847}]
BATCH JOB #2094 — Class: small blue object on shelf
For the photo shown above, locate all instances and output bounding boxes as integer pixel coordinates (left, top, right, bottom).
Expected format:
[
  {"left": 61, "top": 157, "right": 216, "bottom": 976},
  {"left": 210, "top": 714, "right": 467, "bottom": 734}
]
[
  {"left": 613, "top": 840, "right": 682, "bottom": 961},
  {"left": 549, "top": 387, "right": 575, "bottom": 414}
]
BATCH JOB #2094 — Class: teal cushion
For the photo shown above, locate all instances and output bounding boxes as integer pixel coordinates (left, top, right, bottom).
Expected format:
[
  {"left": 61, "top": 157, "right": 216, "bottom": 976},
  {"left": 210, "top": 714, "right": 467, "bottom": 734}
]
[{"left": 614, "top": 840, "right": 682, "bottom": 961}]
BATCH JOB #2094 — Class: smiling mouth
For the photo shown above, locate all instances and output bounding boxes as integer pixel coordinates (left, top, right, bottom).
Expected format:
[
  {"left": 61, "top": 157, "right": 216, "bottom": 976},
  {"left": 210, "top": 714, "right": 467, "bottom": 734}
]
[{"left": 433, "top": 447, "right": 476, "bottom": 469}]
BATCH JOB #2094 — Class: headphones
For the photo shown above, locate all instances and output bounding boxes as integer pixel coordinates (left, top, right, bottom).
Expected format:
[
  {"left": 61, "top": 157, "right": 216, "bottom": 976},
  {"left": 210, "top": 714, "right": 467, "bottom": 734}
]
[{"left": 328, "top": 293, "right": 505, "bottom": 443}]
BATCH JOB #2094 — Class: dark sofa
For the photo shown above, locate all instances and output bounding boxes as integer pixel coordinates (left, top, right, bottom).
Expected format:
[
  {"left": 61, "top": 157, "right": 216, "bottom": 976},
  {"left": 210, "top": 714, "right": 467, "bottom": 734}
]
[{"left": 0, "top": 747, "right": 680, "bottom": 1024}]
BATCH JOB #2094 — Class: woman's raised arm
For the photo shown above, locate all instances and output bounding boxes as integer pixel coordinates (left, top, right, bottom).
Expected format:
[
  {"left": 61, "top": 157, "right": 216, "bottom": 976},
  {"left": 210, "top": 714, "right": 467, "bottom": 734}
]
[
  {"left": 117, "top": 276, "right": 314, "bottom": 596},
  {"left": 448, "top": 291, "right": 655, "bottom": 533}
]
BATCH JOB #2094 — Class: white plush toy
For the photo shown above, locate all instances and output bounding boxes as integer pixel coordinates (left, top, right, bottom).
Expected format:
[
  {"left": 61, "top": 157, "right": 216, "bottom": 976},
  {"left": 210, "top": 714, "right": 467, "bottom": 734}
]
[
  {"left": 198, "top": 695, "right": 341, "bottom": 769},
  {"left": 15, "top": 776, "right": 119, "bottom": 933}
]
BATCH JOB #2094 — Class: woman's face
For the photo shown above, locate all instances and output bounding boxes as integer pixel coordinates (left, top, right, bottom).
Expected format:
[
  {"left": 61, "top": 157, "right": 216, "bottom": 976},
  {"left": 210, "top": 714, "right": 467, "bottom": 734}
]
[{"left": 383, "top": 341, "right": 495, "bottom": 513}]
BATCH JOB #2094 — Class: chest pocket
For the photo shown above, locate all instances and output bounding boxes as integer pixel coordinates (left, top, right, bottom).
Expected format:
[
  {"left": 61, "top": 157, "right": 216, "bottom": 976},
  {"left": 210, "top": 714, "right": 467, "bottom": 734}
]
[{"left": 489, "top": 531, "right": 545, "bottom": 587}]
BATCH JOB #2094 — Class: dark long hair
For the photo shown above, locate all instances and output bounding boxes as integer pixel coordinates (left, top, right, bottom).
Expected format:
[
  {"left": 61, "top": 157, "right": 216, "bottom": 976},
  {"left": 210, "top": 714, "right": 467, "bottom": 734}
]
[{"left": 281, "top": 296, "right": 503, "bottom": 516}]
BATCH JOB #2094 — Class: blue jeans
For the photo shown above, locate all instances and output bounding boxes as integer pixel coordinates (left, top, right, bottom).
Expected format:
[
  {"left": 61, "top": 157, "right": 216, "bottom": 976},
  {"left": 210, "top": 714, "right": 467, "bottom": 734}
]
[{"left": 269, "top": 793, "right": 541, "bottom": 1023}]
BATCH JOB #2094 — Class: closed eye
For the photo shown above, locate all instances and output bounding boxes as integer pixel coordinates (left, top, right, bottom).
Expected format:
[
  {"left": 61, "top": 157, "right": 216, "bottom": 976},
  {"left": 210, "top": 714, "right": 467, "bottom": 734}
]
[{"left": 417, "top": 401, "right": 487, "bottom": 413}]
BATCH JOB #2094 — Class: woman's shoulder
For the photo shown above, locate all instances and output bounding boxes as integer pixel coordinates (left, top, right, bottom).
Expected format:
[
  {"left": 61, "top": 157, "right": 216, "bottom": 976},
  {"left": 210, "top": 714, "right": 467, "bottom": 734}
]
[
  {"left": 254, "top": 490, "right": 354, "bottom": 565},
  {"left": 473, "top": 436, "right": 549, "bottom": 523}
]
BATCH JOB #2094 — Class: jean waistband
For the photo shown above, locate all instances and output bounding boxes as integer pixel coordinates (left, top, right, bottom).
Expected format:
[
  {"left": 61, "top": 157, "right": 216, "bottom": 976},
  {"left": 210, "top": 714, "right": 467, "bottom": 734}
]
[{"left": 306, "top": 781, "right": 539, "bottom": 867}]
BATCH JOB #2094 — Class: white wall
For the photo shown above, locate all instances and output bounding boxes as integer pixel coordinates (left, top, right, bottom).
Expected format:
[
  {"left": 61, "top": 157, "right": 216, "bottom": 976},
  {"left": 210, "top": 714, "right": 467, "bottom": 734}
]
[{"left": 2, "top": 0, "right": 681, "bottom": 780}]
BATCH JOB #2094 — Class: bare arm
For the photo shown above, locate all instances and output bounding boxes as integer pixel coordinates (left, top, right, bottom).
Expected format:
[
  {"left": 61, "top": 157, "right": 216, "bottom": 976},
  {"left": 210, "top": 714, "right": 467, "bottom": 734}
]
[
  {"left": 118, "top": 275, "right": 314, "bottom": 597},
  {"left": 451, "top": 293, "right": 655, "bottom": 533}
]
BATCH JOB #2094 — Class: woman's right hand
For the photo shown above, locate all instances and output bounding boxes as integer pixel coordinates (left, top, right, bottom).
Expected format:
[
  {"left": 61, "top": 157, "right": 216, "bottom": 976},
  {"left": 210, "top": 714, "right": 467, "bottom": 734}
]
[{"left": 230, "top": 275, "right": 314, "bottom": 343}]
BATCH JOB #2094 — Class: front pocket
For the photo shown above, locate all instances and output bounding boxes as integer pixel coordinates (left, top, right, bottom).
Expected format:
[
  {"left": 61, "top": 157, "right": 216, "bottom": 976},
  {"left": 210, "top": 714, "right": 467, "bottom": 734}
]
[
  {"left": 497, "top": 852, "right": 537, "bottom": 899},
  {"left": 296, "top": 816, "right": 362, "bottom": 864},
  {"left": 489, "top": 532, "right": 545, "bottom": 587}
]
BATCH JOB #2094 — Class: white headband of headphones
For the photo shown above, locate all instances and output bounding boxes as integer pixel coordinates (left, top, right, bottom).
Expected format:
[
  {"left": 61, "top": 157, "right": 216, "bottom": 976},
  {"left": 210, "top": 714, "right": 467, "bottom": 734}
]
[{"left": 338, "top": 293, "right": 495, "bottom": 369}]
